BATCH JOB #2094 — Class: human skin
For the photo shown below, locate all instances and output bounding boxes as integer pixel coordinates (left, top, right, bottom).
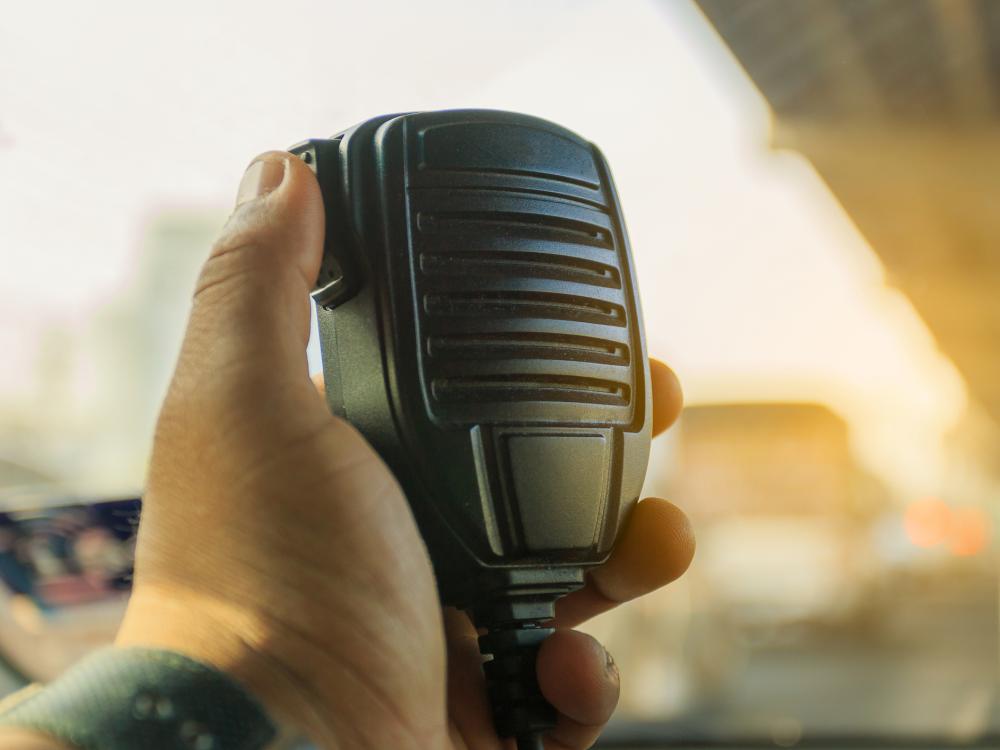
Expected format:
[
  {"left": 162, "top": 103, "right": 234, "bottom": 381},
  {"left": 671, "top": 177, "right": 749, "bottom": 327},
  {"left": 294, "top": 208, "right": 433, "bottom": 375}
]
[{"left": 0, "top": 153, "right": 694, "bottom": 750}]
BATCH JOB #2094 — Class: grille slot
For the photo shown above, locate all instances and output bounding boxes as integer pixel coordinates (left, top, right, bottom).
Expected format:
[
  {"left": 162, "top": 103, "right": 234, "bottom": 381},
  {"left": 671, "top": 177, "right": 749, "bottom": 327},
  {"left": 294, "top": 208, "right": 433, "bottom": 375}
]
[
  {"left": 419, "top": 211, "right": 612, "bottom": 249},
  {"left": 432, "top": 375, "right": 630, "bottom": 406},
  {"left": 420, "top": 251, "right": 621, "bottom": 289},
  {"left": 409, "top": 184, "right": 607, "bottom": 210},
  {"left": 421, "top": 165, "right": 599, "bottom": 190},
  {"left": 424, "top": 291, "right": 626, "bottom": 327},
  {"left": 428, "top": 332, "right": 630, "bottom": 366}
]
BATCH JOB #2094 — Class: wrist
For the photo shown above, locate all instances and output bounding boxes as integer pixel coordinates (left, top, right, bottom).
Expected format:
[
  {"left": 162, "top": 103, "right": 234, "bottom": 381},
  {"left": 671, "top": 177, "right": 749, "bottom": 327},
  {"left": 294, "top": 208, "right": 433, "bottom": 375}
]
[
  {"left": 116, "top": 585, "right": 332, "bottom": 748},
  {"left": 0, "top": 646, "right": 277, "bottom": 750}
]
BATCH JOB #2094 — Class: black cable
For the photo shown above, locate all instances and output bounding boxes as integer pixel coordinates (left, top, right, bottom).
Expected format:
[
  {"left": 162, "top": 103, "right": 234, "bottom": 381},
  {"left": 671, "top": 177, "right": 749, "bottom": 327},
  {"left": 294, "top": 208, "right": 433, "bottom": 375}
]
[
  {"left": 516, "top": 732, "right": 545, "bottom": 750},
  {"left": 479, "top": 620, "right": 558, "bottom": 743}
]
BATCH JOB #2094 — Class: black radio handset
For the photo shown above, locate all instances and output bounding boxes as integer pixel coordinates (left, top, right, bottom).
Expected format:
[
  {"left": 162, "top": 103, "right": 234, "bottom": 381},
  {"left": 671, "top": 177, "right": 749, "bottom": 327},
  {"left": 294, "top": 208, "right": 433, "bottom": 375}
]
[{"left": 290, "top": 110, "right": 651, "bottom": 750}]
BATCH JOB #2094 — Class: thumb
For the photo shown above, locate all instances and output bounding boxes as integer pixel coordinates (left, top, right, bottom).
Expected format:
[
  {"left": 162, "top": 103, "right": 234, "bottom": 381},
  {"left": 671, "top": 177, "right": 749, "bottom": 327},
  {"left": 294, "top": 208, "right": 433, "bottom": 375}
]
[{"left": 176, "top": 151, "right": 325, "bottom": 397}]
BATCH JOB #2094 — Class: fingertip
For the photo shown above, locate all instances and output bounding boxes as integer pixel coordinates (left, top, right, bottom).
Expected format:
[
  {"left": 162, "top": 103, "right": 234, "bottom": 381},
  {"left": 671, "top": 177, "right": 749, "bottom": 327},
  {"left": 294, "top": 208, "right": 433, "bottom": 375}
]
[
  {"left": 277, "top": 148, "right": 324, "bottom": 203},
  {"left": 268, "top": 150, "right": 327, "bottom": 283},
  {"left": 220, "top": 149, "right": 326, "bottom": 287},
  {"left": 233, "top": 150, "right": 315, "bottom": 213},
  {"left": 650, "top": 358, "right": 683, "bottom": 437},
  {"left": 536, "top": 630, "right": 619, "bottom": 727},
  {"left": 591, "top": 498, "right": 695, "bottom": 603}
]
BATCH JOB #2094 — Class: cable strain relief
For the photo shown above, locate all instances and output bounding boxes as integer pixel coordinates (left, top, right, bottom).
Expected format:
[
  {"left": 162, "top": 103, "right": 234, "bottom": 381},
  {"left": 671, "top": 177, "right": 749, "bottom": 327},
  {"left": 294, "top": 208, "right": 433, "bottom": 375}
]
[{"left": 477, "top": 618, "right": 557, "bottom": 738}]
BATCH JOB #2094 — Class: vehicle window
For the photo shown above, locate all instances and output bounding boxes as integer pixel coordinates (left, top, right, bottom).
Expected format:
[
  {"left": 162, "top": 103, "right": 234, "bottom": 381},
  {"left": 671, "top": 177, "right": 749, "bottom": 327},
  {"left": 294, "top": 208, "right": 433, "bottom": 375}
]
[{"left": 1, "top": 1, "right": 995, "bottom": 746}]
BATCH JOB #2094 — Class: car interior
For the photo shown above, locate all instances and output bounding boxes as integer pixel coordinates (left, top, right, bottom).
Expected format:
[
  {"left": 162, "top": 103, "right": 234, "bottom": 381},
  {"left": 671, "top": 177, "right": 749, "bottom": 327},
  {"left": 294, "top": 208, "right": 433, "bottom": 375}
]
[{"left": 1, "top": 1, "right": 997, "bottom": 748}]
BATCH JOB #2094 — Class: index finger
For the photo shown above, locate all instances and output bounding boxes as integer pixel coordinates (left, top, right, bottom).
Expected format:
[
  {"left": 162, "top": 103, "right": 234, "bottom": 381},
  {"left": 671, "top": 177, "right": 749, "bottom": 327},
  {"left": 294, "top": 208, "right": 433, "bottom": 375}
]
[{"left": 552, "top": 498, "right": 695, "bottom": 629}]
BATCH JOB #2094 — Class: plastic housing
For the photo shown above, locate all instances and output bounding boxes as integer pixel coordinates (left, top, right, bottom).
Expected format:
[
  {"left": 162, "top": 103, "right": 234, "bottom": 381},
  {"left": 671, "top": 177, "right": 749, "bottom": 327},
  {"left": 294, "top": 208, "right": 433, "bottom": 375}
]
[{"left": 291, "top": 110, "right": 651, "bottom": 613}]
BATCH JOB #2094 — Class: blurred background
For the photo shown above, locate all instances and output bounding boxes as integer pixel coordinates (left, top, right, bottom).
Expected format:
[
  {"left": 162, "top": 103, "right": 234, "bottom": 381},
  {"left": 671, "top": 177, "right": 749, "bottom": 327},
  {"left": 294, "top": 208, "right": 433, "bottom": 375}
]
[{"left": 1, "top": 0, "right": 998, "bottom": 745}]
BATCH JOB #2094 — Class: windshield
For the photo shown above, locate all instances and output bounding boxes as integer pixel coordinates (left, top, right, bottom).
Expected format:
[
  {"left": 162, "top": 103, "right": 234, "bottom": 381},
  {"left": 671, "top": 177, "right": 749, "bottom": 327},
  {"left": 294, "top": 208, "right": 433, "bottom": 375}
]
[{"left": 1, "top": 0, "right": 996, "bottom": 746}]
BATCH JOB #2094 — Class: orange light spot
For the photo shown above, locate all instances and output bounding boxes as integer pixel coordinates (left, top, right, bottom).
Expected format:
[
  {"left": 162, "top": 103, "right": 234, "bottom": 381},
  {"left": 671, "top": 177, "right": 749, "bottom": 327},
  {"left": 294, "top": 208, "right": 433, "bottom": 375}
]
[
  {"left": 949, "top": 507, "right": 990, "bottom": 557},
  {"left": 904, "top": 498, "right": 953, "bottom": 548}
]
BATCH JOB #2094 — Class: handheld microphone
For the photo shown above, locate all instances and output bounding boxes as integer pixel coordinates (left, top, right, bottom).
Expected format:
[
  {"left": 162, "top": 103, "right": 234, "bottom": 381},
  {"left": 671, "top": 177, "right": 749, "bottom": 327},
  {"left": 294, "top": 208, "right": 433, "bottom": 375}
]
[{"left": 290, "top": 110, "right": 651, "bottom": 750}]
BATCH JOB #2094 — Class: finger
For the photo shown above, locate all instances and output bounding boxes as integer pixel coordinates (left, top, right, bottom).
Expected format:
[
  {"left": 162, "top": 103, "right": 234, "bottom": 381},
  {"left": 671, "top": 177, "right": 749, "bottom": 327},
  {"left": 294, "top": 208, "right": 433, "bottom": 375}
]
[
  {"left": 312, "top": 371, "right": 325, "bottom": 395},
  {"left": 650, "top": 358, "right": 683, "bottom": 437},
  {"left": 444, "top": 611, "right": 619, "bottom": 750},
  {"left": 536, "top": 630, "right": 619, "bottom": 749},
  {"left": 552, "top": 498, "right": 694, "bottom": 629},
  {"left": 175, "top": 151, "right": 325, "bottom": 401}
]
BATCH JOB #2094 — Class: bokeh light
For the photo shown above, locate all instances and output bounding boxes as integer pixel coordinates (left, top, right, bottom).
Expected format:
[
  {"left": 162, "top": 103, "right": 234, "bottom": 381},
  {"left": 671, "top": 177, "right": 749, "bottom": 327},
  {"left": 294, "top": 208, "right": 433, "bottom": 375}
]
[
  {"left": 903, "top": 498, "right": 953, "bottom": 548},
  {"left": 949, "top": 507, "right": 991, "bottom": 557}
]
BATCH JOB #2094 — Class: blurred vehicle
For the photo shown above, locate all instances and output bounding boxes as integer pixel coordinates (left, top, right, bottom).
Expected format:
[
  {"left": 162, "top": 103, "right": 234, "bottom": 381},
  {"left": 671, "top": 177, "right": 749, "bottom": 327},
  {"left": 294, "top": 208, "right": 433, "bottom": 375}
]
[
  {"left": 674, "top": 403, "right": 883, "bottom": 632},
  {"left": 697, "top": 517, "right": 862, "bottom": 628},
  {"left": 590, "top": 403, "right": 888, "bottom": 723},
  {"left": 0, "top": 490, "right": 137, "bottom": 683}
]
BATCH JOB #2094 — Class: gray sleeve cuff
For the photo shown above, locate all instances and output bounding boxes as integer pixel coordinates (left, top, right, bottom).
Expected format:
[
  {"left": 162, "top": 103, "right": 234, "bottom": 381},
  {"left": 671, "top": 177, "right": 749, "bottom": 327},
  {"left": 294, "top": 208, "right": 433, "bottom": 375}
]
[{"left": 0, "top": 647, "right": 277, "bottom": 750}]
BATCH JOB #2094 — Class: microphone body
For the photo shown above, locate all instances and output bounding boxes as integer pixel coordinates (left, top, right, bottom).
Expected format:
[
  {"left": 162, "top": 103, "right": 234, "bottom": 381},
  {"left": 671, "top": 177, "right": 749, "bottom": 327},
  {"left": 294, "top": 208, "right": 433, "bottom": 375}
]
[{"left": 290, "top": 110, "right": 651, "bottom": 742}]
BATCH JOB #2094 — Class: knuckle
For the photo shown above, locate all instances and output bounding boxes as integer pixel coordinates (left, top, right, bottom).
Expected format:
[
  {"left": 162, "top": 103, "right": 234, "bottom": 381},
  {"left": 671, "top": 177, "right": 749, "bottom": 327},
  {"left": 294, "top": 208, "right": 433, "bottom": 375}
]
[{"left": 194, "top": 241, "right": 261, "bottom": 302}]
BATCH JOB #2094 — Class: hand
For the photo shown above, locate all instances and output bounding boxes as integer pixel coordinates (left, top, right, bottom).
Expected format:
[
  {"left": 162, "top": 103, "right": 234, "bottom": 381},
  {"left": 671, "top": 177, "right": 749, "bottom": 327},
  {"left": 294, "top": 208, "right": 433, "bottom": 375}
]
[{"left": 109, "top": 152, "right": 695, "bottom": 750}]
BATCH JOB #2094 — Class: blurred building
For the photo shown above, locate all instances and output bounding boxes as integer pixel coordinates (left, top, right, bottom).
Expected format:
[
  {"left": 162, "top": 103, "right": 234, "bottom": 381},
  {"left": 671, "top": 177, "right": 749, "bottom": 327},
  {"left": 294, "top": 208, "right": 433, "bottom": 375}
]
[
  {"left": 696, "top": 0, "right": 1000, "bottom": 475},
  {"left": 0, "top": 459, "right": 53, "bottom": 493},
  {"left": 0, "top": 210, "right": 222, "bottom": 495},
  {"left": 83, "top": 210, "right": 224, "bottom": 490}
]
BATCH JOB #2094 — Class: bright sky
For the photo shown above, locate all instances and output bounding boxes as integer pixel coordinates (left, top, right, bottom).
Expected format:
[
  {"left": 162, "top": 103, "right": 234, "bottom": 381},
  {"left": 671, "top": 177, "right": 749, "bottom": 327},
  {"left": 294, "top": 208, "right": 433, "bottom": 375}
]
[{"left": 0, "top": 0, "right": 967, "bottom": 496}]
